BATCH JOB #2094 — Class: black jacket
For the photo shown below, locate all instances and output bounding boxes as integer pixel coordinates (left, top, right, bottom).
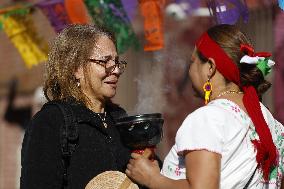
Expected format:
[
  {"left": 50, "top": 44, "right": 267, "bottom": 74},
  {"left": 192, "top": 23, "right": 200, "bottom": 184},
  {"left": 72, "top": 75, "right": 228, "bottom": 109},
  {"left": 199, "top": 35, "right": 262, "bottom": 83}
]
[{"left": 20, "top": 100, "right": 131, "bottom": 189}]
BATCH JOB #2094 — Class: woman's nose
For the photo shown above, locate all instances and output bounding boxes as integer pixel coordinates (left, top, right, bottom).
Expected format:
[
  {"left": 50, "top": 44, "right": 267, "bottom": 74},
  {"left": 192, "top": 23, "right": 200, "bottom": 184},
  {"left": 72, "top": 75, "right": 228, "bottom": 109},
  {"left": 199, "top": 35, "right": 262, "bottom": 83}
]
[{"left": 112, "top": 65, "right": 121, "bottom": 75}]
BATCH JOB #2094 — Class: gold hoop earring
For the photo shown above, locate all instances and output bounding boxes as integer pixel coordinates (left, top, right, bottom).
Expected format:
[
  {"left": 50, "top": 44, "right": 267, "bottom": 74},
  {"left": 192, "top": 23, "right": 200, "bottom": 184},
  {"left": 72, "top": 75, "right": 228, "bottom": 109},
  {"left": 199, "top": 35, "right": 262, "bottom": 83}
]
[{"left": 203, "top": 79, "right": 212, "bottom": 105}]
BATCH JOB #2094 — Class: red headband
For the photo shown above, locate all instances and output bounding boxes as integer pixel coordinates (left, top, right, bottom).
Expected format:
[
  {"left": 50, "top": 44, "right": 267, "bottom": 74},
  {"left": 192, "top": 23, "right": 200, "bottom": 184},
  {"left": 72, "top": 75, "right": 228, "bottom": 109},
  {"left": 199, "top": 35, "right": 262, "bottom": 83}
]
[
  {"left": 196, "top": 32, "right": 277, "bottom": 181},
  {"left": 196, "top": 33, "right": 241, "bottom": 86}
]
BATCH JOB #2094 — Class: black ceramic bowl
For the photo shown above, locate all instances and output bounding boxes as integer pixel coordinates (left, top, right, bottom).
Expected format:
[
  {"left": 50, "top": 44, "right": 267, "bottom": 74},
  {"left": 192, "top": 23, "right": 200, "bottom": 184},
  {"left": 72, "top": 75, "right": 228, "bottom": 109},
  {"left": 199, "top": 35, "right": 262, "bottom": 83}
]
[{"left": 116, "top": 113, "right": 164, "bottom": 150}]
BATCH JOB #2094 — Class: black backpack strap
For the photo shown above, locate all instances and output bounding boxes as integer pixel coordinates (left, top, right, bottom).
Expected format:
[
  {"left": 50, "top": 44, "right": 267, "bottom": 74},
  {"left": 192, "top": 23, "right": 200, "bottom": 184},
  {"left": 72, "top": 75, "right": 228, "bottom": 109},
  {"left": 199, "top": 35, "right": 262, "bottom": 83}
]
[
  {"left": 243, "top": 165, "right": 258, "bottom": 189},
  {"left": 47, "top": 101, "right": 79, "bottom": 189}
]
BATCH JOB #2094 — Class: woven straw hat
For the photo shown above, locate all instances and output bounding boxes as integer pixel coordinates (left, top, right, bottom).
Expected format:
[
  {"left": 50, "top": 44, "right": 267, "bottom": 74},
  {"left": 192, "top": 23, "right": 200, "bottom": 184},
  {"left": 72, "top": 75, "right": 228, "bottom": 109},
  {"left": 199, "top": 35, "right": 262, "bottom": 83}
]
[{"left": 85, "top": 171, "right": 139, "bottom": 189}]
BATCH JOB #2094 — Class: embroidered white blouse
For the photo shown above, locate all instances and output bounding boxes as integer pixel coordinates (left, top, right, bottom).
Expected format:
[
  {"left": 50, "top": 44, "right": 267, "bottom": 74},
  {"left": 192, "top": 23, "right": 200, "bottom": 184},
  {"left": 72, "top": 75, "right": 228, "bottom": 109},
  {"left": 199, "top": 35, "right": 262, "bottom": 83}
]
[{"left": 161, "top": 99, "right": 284, "bottom": 189}]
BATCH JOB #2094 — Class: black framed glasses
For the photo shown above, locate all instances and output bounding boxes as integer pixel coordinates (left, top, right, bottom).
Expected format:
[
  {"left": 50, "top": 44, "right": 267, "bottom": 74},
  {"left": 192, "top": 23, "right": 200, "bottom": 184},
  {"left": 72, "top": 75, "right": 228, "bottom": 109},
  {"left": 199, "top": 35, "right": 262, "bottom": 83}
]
[{"left": 88, "top": 57, "right": 127, "bottom": 74}]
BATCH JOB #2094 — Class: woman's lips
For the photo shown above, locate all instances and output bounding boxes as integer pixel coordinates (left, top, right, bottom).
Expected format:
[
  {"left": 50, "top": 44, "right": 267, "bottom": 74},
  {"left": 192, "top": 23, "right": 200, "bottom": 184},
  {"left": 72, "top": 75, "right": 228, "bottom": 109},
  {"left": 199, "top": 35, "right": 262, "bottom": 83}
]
[{"left": 104, "top": 80, "right": 118, "bottom": 88}]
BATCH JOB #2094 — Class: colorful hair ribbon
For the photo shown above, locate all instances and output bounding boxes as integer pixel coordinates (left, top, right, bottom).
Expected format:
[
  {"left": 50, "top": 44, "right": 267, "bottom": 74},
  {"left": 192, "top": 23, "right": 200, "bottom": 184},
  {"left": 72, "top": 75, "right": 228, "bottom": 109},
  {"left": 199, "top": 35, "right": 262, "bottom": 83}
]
[{"left": 240, "top": 44, "right": 275, "bottom": 76}]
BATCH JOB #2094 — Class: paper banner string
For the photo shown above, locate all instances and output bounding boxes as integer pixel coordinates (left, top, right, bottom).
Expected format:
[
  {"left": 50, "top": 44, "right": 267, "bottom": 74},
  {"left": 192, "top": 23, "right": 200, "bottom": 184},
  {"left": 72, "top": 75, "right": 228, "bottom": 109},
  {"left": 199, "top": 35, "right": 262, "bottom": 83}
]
[
  {"left": 121, "top": 0, "right": 138, "bottom": 21},
  {"left": 36, "top": 0, "right": 71, "bottom": 33},
  {"left": 0, "top": 5, "right": 31, "bottom": 30},
  {"left": 85, "top": 0, "right": 139, "bottom": 54},
  {"left": 64, "top": 0, "right": 90, "bottom": 24},
  {"left": 0, "top": 5, "right": 31, "bottom": 16},
  {"left": 0, "top": 14, "right": 48, "bottom": 68},
  {"left": 0, "top": 4, "right": 29, "bottom": 15},
  {"left": 139, "top": 0, "right": 165, "bottom": 51},
  {"left": 207, "top": 0, "right": 249, "bottom": 24}
]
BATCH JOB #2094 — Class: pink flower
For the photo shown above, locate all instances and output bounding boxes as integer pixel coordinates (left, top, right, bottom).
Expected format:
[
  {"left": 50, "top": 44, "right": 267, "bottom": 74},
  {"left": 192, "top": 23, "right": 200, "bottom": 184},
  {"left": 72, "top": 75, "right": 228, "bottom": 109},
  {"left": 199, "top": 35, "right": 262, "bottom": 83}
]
[
  {"left": 231, "top": 106, "right": 240, "bottom": 113},
  {"left": 175, "top": 167, "right": 181, "bottom": 176}
]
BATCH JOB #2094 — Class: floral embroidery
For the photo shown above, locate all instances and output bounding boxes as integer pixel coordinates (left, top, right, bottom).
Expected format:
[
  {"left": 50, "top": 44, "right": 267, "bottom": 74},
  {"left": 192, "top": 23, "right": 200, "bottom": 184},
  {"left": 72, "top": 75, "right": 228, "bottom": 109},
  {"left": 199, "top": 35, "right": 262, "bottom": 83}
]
[
  {"left": 249, "top": 119, "right": 284, "bottom": 186},
  {"left": 231, "top": 105, "right": 241, "bottom": 113},
  {"left": 166, "top": 164, "right": 183, "bottom": 177},
  {"left": 269, "top": 167, "right": 278, "bottom": 180},
  {"left": 167, "top": 165, "right": 173, "bottom": 172},
  {"left": 175, "top": 167, "right": 181, "bottom": 176},
  {"left": 213, "top": 99, "right": 284, "bottom": 187},
  {"left": 212, "top": 100, "right": 246, "bottom": 121}
]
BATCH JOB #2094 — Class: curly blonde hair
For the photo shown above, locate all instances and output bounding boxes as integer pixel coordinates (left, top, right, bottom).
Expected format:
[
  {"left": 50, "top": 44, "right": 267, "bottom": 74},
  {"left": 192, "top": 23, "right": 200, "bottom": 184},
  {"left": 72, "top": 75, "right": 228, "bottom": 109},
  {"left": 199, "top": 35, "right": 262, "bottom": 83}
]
[{"left": 44, "top": 24, "right": 116, "bottom": 103}]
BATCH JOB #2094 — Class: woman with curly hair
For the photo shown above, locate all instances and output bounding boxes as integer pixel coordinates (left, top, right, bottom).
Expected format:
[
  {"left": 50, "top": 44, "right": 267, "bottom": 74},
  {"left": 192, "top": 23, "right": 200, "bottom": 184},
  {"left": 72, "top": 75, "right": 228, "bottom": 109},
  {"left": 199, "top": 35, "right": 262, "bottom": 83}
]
[{"left": 20, "top": 24, "right": 130, "bottom": 189}]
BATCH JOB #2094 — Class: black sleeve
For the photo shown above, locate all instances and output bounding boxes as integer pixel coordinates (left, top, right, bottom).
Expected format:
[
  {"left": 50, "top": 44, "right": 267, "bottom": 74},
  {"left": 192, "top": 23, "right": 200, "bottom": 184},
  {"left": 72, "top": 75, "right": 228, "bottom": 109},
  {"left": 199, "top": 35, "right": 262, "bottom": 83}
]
[{"left": 20, "top": 105, "right": 64, "bottom": 189}]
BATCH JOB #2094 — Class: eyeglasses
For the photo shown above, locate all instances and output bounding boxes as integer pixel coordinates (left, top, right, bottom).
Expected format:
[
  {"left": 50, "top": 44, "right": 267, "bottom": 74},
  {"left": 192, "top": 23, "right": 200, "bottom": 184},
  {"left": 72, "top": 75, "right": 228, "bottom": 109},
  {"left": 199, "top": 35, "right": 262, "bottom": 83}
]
[{"left": 88, "top": 57, "right": 127, "bottom": 74}]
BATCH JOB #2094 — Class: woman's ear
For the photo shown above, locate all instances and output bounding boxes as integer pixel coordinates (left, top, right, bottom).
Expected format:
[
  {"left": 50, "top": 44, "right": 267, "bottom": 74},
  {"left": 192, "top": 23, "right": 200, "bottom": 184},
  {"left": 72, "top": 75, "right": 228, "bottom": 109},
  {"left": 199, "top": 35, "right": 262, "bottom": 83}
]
[
  {"left": 207, "top": 58, "right": 217, "bottom": 78},
  {"left": 74, "top": 66, "right": 84, "bottom": 80}
]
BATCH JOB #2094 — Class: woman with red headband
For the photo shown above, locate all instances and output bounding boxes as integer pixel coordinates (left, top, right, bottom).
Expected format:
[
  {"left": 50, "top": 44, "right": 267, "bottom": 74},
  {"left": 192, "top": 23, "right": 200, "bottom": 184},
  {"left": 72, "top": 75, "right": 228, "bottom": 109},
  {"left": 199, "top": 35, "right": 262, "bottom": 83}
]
[{"left": 126, "top": 24, "right": 284, "bottom": 189}]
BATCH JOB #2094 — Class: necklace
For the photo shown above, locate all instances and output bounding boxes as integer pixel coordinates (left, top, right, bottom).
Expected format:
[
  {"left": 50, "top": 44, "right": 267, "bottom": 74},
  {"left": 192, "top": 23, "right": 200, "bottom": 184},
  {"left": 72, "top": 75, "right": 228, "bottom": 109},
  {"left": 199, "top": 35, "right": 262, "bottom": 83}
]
[
  {"left": 97, "top": 112, "right": 108, "bottom": 128},
  {"left": 215, "top": 90, "right": 243, "bottom": 99}
]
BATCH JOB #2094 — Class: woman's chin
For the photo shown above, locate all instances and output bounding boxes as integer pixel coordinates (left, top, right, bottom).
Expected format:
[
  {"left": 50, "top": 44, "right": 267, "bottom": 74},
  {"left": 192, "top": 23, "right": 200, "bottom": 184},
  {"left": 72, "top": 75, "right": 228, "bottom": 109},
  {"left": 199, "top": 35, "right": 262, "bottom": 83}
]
[{"left": 104, "top": 90, "right": 117, "bottom": 99}]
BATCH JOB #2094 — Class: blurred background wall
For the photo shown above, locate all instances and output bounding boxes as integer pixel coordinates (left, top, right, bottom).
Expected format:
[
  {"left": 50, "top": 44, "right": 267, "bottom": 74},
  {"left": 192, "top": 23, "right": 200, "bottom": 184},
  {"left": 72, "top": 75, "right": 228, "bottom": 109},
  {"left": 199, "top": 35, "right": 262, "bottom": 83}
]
[{"left": 0, "top": 0, "right": 283, "bottom": 188}]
